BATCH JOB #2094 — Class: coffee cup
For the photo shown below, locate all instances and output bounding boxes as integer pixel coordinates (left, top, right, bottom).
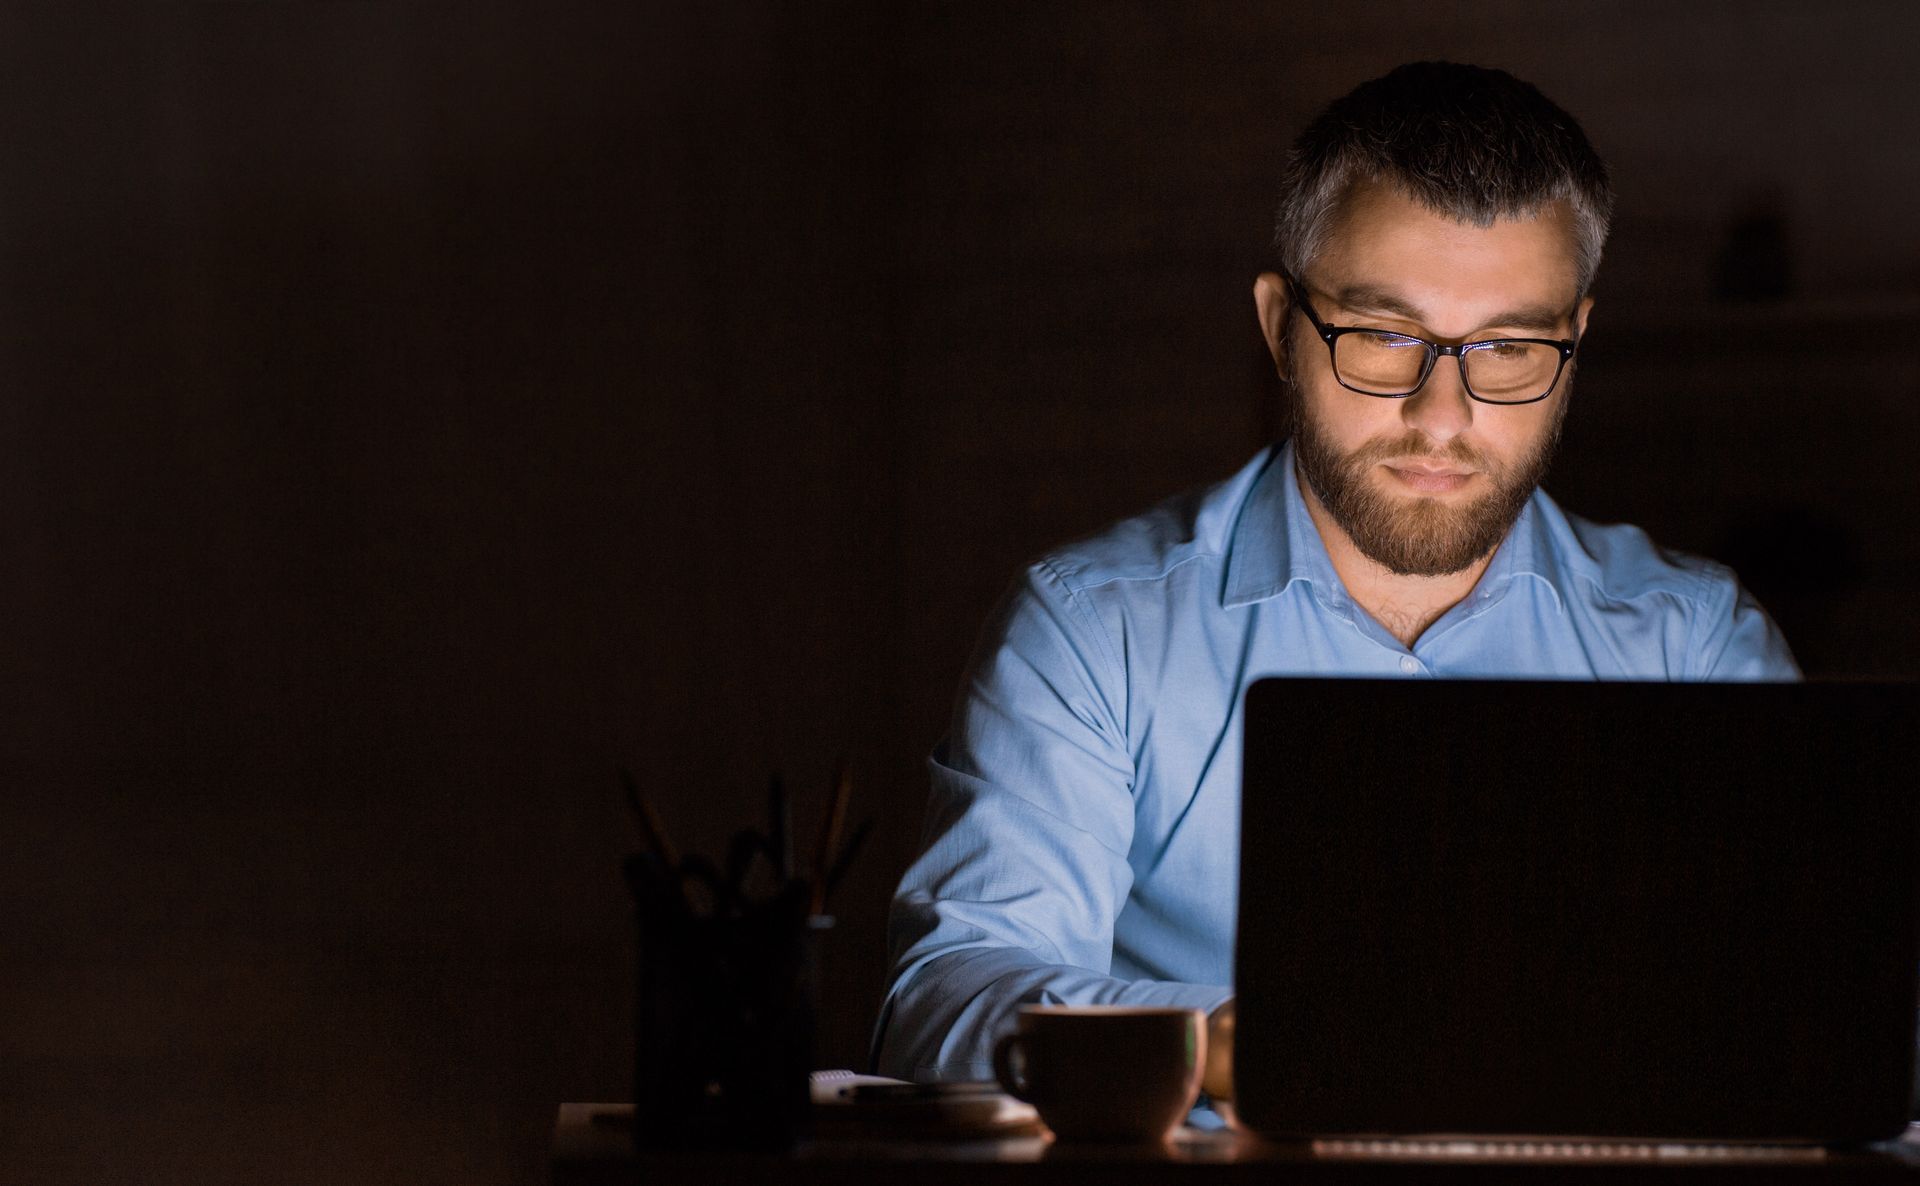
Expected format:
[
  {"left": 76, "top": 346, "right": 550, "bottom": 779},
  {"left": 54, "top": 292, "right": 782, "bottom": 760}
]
[{"left": 990, "top": 1005, "right": 1207, "bottom": 1142}]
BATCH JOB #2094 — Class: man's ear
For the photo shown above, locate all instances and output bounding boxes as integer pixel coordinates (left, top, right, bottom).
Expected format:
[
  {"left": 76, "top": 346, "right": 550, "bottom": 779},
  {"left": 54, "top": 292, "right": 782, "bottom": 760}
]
[
  {"left": 1253, "top": 272, "right": 1293, "bottom": 380},
  {"left": 1574, "top": 294, "right": 1595, "bottom": 340}
]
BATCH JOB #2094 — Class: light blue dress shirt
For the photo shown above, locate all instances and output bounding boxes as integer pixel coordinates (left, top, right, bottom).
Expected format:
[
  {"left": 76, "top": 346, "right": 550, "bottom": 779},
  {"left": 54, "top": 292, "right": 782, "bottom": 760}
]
[{"left": 875, "top": 441, "right": 1799, "bottom": 1082}]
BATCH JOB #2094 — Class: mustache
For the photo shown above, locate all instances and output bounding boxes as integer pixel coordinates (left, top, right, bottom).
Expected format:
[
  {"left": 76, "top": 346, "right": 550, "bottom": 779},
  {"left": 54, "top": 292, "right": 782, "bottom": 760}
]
[{"left": 1347, "top": 432, "right": 1492, "bottom": 472}]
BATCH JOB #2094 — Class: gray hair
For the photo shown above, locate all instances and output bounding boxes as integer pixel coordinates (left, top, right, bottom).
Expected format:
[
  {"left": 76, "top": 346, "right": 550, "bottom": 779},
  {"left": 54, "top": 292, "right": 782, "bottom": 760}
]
[{"left": 1274, "top": 62, "right": 1614, "bottom": 297}]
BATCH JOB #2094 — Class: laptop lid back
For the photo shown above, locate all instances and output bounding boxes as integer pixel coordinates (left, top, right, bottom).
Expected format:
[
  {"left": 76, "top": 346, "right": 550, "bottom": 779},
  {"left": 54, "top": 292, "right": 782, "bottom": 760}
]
[{"left": 1234, "top": 678, "right": 1918, "bottom": 1144}]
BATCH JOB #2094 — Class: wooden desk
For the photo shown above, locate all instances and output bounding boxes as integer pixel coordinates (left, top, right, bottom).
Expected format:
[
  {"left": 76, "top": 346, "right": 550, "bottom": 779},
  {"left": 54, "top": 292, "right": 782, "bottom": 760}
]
[{"left": 553, "top": 1104, "right": 1920, "bottom": 1185}]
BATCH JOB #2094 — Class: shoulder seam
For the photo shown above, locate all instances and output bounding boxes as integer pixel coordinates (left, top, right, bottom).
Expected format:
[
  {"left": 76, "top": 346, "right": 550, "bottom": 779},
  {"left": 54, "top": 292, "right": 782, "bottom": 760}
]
[
  {"left": 1683, "top": 563, "right": 1738, "bottom": 678},
  {"left": 1050, "top": 548, "right": 1220, "bottom": 593},
  {"left": 1032, "top": 556, "right": 1127, "bottom": 715},
  {"left": 1564, "top": 552, "right": 1723, "bottom": 612},
  {"left": 1036, "top": 552, "right": 1136, "bottom": 736}
]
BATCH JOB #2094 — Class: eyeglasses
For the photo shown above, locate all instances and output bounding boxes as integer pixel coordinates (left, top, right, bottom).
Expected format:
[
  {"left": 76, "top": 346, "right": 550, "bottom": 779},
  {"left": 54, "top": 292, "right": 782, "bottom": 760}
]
[{"left": 1284, "top": 273, "right": 1579, "bottom": 406}]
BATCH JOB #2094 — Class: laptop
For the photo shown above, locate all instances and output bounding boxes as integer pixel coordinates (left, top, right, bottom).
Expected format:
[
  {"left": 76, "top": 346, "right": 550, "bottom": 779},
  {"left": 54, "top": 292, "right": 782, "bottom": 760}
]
[{"left": 1233, "top": 677, "right": 1919, "bottom": 1146}]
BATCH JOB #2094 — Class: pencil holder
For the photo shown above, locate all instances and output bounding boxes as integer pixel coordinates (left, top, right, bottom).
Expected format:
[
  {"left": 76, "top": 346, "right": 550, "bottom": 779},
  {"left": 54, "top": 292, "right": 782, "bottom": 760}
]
[{"left": 629, "top": 868, "right": 832, "bottom": 1151}]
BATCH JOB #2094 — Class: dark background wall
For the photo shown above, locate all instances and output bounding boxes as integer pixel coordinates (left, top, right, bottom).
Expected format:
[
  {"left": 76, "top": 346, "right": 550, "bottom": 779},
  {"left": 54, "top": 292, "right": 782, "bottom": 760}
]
[{"left": 4, "top": 4, "right": 1915, "bottom": 1183}]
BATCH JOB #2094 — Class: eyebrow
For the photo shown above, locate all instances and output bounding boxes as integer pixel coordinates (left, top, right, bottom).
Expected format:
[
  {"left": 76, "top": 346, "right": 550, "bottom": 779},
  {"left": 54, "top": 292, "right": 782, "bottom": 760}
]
[{"left": 1330, "top": 282, "right": 1571, "bottom": 336}]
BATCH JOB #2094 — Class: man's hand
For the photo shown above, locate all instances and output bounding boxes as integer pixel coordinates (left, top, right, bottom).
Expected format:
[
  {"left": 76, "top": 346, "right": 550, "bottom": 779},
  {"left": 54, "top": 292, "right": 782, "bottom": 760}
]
[{"left": 1203, "top": 998, "right": 1235, "bottom": 1100}]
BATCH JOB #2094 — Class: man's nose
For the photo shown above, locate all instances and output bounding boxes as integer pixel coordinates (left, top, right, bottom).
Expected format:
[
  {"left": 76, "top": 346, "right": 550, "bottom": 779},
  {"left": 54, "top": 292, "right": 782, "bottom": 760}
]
[{"left": 1400, "top": 353, "right": 1473, "bottom": 442}]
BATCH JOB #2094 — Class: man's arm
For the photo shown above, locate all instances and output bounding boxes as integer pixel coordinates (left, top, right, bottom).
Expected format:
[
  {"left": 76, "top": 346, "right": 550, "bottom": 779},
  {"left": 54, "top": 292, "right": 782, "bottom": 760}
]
[{"left": 873, "top": 561, "right": 1231, "bottom": 1080}]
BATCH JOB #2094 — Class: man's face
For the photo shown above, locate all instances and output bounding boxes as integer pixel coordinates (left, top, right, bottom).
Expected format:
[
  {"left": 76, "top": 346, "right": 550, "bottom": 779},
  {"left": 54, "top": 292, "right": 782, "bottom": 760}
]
[{"left": 1258, "top": 183, "right": 1594, "bottom": 577}]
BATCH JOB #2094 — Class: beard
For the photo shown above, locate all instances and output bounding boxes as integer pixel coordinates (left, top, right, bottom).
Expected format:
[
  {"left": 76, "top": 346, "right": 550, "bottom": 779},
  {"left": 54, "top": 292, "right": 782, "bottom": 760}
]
[{"left": 1291, "top": 388, "right": 1568, "bottom": 578}]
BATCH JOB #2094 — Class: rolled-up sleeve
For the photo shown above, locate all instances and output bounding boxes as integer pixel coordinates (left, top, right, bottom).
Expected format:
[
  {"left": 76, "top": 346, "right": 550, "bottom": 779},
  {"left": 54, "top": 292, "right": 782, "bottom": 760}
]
[{"left": 872, "top": 561, "right": 1231, "bottom": 1079}]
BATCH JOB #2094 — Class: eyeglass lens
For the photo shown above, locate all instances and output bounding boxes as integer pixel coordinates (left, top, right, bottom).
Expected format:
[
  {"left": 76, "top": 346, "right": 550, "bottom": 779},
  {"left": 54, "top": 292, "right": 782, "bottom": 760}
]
[{"left": 1334, "top": 332, "right": 1561, "bottom": 403}]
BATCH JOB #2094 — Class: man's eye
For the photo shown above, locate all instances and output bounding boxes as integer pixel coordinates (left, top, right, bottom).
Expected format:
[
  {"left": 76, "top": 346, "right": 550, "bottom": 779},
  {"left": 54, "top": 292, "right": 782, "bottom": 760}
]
[
  {"left": 1360, "top": 332, "right": 1424, "bottom": 350},
  {"left": 1479, "top": 341, "right": 1528, "bottom": 359}
]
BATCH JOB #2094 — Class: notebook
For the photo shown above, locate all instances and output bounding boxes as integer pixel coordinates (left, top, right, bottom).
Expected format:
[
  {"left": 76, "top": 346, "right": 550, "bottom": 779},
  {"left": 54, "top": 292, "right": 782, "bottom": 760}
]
[{"left": 1233, "top": 678, "right": 1918, "bottom": 1145}]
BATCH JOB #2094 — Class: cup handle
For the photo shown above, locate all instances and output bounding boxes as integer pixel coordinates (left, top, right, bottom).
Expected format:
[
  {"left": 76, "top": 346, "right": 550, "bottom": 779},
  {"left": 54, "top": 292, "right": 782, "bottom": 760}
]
[{"left": 991, "top": 1032, "right": 1033, "bottom": 1101}]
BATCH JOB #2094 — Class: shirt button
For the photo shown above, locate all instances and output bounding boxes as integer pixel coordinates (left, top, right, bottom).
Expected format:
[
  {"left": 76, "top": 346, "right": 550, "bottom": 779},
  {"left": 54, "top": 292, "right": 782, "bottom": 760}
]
[{"left": 1399, "top": 655, "right": 1420, "bottom": 675}]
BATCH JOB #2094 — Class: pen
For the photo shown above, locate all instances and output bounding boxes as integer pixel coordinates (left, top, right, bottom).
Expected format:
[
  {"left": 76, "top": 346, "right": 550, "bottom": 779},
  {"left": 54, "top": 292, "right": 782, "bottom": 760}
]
[{"left": 811, "top": 758, "right": 852, "bottom": 914}]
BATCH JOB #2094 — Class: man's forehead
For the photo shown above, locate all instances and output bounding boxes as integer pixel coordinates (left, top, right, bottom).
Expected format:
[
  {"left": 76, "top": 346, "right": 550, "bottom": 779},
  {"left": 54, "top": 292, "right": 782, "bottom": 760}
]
[{"left": 1311, "top": 182, "right": 1584, "bottom": 324}]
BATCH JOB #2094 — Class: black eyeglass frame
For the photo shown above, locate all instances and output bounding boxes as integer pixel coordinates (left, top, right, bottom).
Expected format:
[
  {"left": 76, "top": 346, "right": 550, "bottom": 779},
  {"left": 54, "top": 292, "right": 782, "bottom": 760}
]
[{"left": 1283, "top": 273, "right": 1580, "bottom": 406}]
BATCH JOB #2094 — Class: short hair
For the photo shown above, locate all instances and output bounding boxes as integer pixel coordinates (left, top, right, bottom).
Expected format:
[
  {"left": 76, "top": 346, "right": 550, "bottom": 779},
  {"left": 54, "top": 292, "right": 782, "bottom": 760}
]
[{"left": 1274, "top": 62, "right": 1614, "bottom": 296}]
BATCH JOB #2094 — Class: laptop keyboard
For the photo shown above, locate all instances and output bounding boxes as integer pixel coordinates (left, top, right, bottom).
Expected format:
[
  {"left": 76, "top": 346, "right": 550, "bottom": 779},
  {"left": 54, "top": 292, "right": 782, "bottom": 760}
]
[{"left": 1309, "top": 1138, "right": 1827, "bottom": 1162}]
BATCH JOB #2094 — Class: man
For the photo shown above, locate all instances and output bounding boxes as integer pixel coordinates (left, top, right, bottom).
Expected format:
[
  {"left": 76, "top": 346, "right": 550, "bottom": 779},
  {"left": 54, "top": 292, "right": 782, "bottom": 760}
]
[{"left": 872, "top": 62, "right": 1799, "bottom": 1100}]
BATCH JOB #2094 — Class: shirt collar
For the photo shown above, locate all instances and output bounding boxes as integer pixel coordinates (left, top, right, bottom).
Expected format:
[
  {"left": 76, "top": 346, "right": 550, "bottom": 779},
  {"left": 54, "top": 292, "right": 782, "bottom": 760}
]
[
  {"left": 1474, "top": 492, "right": 1566, "bottom": 614},
  {"left": 1221, "top": 438, "right": 1566, "bottom": 615},
  {"left": 1221, "top": 440, "right": 1343, "bottom": 611}
]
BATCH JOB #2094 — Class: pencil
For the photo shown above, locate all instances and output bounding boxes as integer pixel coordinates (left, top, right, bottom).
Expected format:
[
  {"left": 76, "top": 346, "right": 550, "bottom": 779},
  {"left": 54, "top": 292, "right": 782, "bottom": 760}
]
[
  {"left": 820, "top": 817, "right": 872, "bottom": 909},
  {"left": 619, "top": 766, "right": 680, "bottom": 870},
  {"left": 769, "top": 773, "right": 793, "bottom": 884}
]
